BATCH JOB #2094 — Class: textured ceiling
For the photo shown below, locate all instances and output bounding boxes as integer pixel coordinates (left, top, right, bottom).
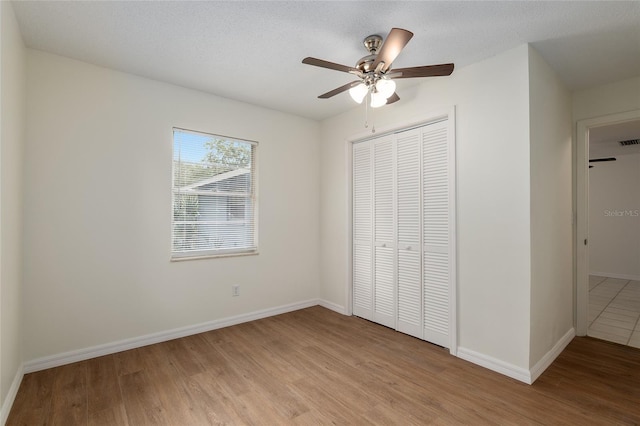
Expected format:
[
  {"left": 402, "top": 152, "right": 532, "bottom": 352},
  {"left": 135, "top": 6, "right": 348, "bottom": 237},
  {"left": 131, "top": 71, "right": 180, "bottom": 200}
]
[{"left": 11, "top": 1, "right": 640, "bottom": 121}]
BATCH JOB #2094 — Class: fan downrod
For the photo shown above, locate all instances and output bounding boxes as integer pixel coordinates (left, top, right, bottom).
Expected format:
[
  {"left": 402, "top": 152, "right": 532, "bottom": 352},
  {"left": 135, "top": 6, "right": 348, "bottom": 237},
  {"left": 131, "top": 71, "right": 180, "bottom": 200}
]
[
  {"left": 356, "top": 35, "right": 384, "bottom": 74},
  {"left": 363, "top": 35, "right": 383, "bottom": 54}
]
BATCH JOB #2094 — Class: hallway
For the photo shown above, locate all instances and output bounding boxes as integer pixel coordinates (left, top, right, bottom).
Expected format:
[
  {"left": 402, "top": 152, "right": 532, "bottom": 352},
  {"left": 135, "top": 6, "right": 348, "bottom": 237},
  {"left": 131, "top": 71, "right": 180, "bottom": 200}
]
[{"left": 589, "top": 275, "right": 640, "bottom": 347}]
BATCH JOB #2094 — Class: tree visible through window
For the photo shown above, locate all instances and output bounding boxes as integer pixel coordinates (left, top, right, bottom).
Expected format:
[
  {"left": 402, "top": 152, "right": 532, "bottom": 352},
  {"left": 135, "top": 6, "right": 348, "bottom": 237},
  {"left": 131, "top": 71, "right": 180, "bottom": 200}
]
[{"left": 172, "top": 129, "right": 257, "bottom": 259}]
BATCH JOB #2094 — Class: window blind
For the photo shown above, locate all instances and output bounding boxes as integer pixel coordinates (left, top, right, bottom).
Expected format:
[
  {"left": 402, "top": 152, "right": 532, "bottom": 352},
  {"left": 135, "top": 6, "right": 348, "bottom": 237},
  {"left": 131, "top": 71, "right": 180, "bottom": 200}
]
[{"left": 172, "top": 128, "right": 257, "bottom": 259}]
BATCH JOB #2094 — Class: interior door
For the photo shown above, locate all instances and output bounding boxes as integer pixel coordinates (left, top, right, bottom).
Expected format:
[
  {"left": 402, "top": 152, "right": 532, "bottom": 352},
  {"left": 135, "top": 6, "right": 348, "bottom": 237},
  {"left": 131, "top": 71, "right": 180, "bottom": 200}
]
[
  {"left": 352, "top": 141, "right": 373, "bottom": 320},
  {"left": 373, "top": 135, "right": 396, "bottom": 328},
  {"left": 422, "top": 120, "right": 451, "bottom": 347},
  {"left": 396, "top": 128, "right": 423, "bottom": 338}
]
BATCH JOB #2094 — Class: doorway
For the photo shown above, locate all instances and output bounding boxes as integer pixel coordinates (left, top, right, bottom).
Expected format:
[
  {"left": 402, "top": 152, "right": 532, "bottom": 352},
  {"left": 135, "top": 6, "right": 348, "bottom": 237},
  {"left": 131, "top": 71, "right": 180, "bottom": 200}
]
[{"left": 576, "top": 110, "right": 640, "bottom": 347}]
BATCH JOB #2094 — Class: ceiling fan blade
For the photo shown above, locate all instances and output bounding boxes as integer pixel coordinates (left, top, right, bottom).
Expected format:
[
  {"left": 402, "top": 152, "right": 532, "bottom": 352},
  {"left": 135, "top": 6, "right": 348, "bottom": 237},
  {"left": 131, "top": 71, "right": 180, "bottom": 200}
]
[
  {"left": 372, "top": 28, "right": 413, "bottom": 72},
  {"left": 303, "top": 57, "right": 359, "bottom": 74},
  {"left": 386, "top": 93, "right": 400, "bottom": 104},
  {"left": 390, "top": 63, "right": 455, "bottom": 79},
  {"left": 588, "top": 157, "right": 616, "bottom": 162},
  {"left": 318, "top": 81, "right": 362, "bottom": 99}
]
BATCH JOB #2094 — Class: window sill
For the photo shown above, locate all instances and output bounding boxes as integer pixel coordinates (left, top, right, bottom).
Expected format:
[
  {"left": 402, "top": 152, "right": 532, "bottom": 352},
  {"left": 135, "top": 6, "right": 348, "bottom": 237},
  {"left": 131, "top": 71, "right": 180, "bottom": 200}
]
[{"left": 170, "top": 251, "right": 259, "bottom": 262}]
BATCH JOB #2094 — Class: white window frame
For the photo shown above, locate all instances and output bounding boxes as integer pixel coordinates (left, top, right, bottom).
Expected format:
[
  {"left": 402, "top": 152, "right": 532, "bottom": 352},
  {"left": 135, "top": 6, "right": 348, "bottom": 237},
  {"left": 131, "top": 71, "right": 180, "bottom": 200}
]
[{"left": 171, "top": 127, "right": 258, "bottom": 260}]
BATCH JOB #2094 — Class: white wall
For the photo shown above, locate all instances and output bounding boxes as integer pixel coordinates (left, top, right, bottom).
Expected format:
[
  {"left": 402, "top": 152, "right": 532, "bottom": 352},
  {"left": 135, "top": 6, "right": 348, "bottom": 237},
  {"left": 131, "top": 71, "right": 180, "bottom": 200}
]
[
  {"left": 319, "top": 45, "right": 533, "bottom": 370},
  {"left": 23, "top": 50, "right": 320, "bottom": 361},
  {"left": 573, "top": 76, "right": 640, "bottom": 122},
  {"left": 527, "top": 46, "right": 573, "bottom": 367},
  {"left": 589, "top": 153, "right": 640, "bottom": 279},
  {"left": 0, "top": 0, "right": 26, "bottom": 418}
]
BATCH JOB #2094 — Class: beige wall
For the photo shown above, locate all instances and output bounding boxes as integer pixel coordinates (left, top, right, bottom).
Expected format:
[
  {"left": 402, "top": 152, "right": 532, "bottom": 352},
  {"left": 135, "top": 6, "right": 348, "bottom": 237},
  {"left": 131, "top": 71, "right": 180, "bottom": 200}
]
[
  {"left": 573, "top": 76, "right": 640, "bottom": 122},
  {"left": 0, "top": 0, "right": 26, "bottom": 418},
  {"left": 23, "top": 50, "right": 321, "bottom": 361},
  {"left": 527, "top": 46, "right": 573, "bottom": 368},
  {"left": 319, "top": 45, "right": 534, "bottom": 370}
]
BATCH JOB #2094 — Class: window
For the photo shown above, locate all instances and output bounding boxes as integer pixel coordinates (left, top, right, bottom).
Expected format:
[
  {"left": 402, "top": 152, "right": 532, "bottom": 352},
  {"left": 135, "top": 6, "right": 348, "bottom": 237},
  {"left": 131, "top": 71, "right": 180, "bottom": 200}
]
[{"left": 172, "top": 128, "right": 257, "bottom": 259}]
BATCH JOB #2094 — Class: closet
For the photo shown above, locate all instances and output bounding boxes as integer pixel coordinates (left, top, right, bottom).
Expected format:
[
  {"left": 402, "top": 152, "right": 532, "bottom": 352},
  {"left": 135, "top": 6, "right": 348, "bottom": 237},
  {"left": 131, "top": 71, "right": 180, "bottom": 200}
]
[{"left": 352, "top": 118, "right": 455, "bottom": 348}]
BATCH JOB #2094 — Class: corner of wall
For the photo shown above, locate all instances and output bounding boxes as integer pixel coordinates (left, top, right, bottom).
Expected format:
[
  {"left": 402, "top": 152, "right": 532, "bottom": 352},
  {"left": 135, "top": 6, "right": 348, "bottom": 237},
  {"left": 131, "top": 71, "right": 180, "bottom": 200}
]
[
  {"left": 1, "top": 0, "right": 27, "bottom": 419},
  {"left": 527, "top": 43, "right": 574, "bottom": 371},
  {"left": 0, "top": 363, "right": 24, "bottom": 425}
]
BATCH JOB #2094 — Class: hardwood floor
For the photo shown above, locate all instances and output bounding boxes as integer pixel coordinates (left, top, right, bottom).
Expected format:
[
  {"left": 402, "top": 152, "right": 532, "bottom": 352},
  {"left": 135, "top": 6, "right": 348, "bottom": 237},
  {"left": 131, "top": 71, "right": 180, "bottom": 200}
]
[{"left": 8, "top": 306, "right": 640, "bottom": 425}]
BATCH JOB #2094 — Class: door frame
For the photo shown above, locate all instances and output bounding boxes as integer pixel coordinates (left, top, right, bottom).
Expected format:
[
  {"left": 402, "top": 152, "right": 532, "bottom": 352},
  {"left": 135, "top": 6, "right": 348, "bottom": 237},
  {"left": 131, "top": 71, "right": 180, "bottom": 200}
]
[
  {"left": 345, "top": 106, "right": 457, "bottom": 355},
  {"left": 575, "top": 109, "right": 640, "bottom": 336}
]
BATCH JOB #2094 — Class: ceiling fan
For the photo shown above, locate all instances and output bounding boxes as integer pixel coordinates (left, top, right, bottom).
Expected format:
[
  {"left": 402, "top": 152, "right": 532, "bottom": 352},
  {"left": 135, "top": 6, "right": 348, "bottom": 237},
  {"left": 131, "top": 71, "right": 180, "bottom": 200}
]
[
  {"left": 588, "top": 157, "right": 616, "bottom": 168},
  {"left": 302, "top": 28, "right": 454, "bottom": 108}
]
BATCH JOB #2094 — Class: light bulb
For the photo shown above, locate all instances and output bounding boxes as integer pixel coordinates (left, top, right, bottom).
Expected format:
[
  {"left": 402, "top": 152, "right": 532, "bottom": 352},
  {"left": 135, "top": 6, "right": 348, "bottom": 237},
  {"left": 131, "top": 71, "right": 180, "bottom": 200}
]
[
  {"left": 370, "top": 90, "right": 387, "bottom": 108},
  {"left": 349, "top": 83, "right": 368, "bottom": 104},
  {"left": 376, "top": 78, "right": 396, "bottom": 99}
]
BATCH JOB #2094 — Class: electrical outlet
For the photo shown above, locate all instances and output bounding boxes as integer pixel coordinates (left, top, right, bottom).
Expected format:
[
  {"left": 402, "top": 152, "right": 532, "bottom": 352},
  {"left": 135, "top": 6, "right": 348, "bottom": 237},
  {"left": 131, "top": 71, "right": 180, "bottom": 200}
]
[{"left": 232, "top": 285, "right": 240, "bottom": 297}]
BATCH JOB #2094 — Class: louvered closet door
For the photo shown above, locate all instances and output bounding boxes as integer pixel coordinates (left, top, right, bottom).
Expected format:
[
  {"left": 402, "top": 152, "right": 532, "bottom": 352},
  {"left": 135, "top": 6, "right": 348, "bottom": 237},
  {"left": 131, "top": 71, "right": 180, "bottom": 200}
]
[
  {"left": 396, "top": 128, "right": 422, "bottom": 338},
  {"left": 422, "top": 120, "right": 451, "bottom": 348},
  {"left": 373, "top": 136, "right": 396, "bottom": 328},
  {"left": 352, "top": 117, "right": 455, "bottom": 349},
  {"left": 352, "top": 141, "right": 373, "bottom": 320}
]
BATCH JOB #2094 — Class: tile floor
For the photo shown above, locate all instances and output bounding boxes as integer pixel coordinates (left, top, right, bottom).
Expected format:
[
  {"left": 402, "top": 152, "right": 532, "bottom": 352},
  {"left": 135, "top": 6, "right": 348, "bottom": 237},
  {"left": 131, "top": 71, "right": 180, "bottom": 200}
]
[{"left": 588, "top": 275, "right": 640, "bottom": 348}]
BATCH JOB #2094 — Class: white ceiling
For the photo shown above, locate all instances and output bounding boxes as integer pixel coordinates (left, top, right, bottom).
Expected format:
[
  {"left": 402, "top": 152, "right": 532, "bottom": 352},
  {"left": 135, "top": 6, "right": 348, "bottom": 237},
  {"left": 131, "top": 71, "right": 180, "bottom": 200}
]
[{"left": 11, "top": 1, "right": 640, "bottom": 121}]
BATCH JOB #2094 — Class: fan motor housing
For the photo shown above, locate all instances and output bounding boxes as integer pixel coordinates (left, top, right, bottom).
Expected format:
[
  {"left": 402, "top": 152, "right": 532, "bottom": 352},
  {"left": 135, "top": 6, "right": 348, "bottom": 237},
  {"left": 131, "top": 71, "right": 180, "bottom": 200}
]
[
  {"left": 356, "top": 35, "right": 383, "bottom": 73},
  {"left": 356, "top": 54, "right": 377, "bottom": 73}
]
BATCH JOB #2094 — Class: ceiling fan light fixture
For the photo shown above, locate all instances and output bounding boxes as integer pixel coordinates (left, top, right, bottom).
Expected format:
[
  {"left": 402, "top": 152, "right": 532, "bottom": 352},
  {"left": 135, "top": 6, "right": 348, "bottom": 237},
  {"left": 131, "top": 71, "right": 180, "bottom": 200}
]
[
  {"left": 302, "top": 27, "right": 455, "bottom": 111},
  {"left": 376, "top": 78, "right": 396, "bottom": 99},
  {"left": 370, "top": 90, "right": 387, "bottom": 108},
  {"left": 349, "top": 83, "right": 368, "bottom": 104}
]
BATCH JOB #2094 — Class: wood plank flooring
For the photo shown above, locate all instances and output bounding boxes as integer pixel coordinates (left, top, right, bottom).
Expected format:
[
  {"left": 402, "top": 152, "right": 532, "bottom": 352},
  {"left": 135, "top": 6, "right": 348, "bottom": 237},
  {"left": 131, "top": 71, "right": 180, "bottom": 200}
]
[{"left": 8, "top": 306, "right": 640, "bottom": 425}]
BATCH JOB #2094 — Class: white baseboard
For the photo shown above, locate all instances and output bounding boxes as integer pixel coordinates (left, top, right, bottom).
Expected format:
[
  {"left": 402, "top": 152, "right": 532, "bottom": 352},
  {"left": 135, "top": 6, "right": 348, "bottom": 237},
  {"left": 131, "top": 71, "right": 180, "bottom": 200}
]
[
  {"left": 529, "top": 328, "right": 575, "bottom": 384},
  {"left": 590, "top": 271, "right": 640, "bottom": 281},
  {"left": 457, "top": 328, "right": 575, "bottom": 385},
  {"left": 318, "top": 299, "right": 347, "bottom": 315},
  {"left": 456, "top": 347, "right": 531, "bottom": 384},
  {"left": 1, "top": 363, "right": 24, "bottom": 426},
  {"left": 24, "top": 299, "right": 320, "bottom": 374}
]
